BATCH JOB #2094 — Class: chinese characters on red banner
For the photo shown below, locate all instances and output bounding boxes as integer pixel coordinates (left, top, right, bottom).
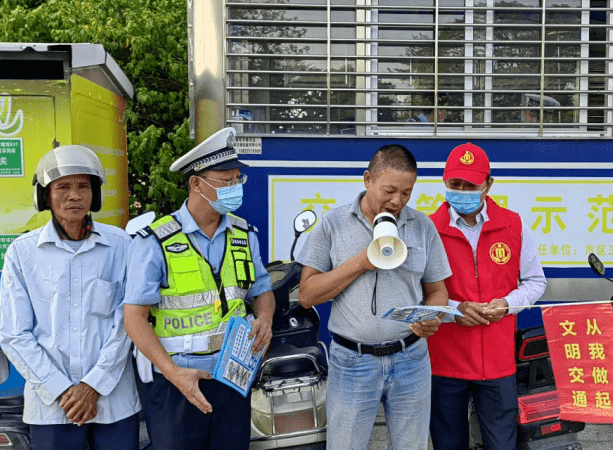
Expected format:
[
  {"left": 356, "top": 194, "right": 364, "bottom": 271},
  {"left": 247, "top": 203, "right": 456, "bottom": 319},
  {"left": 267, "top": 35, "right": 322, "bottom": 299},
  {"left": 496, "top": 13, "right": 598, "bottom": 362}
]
[{"left": 542, "top": 303, "right": 613, "bottom": 423}]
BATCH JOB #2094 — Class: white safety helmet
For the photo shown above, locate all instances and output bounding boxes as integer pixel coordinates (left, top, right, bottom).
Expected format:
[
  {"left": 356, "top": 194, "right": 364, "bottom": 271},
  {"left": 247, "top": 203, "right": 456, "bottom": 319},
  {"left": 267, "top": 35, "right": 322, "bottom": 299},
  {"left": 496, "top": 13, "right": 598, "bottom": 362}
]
[{"left": 32, "top": 145, "right": 107, "bottom": 212}]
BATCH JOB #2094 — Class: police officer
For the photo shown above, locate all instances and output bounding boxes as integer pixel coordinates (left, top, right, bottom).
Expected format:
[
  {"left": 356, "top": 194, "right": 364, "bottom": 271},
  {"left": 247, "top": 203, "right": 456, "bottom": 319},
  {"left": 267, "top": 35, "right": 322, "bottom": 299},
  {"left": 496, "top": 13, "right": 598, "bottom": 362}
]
[
  {"left": 123, "top": 127, "right": 274, "bottom": 449},
  {"left": 0, "top": 146, "right": 141, "bottom": 449}
]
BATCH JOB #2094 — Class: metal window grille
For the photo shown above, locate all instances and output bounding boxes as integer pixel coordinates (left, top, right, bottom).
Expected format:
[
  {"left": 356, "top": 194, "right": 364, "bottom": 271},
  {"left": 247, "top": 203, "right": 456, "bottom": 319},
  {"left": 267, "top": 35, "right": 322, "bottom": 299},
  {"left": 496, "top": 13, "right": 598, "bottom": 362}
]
[{"left": 223, "top": 0, "right": 612, "bottom": 138}]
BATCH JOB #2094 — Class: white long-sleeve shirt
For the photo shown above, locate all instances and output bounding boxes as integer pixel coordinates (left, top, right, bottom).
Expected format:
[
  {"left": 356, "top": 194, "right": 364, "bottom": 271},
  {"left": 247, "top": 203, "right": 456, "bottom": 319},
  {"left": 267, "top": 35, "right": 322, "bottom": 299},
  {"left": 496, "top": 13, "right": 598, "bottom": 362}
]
[{"left": 0, "top": 220, "right": 141, "bottom": 424}]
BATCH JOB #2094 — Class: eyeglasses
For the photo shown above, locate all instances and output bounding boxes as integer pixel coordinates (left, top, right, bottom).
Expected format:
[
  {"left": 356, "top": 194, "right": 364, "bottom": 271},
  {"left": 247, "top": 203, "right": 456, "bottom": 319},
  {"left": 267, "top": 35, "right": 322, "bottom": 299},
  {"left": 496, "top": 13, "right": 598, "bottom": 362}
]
[{"left": 201, "top": 173, "right": 248, "bottom": 187}]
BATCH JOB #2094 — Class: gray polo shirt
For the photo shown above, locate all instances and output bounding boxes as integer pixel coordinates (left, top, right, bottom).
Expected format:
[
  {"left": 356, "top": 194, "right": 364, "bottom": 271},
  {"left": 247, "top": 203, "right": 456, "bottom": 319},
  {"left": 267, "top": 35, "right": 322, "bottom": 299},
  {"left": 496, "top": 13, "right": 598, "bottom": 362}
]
[{"left": 297, "top": 190, "right": 452, "bottom": 344}]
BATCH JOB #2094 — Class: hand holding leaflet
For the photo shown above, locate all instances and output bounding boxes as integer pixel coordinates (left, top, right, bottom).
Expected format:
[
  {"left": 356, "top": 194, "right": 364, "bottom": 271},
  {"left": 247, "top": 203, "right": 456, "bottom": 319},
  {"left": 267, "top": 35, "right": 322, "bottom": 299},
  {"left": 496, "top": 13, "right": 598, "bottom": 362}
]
[
  {"left": 382, "top": 304, "right": 463, "bottom": 324},
  {"left": 213, "top": 316, "right": 266, "bottom": 397}
]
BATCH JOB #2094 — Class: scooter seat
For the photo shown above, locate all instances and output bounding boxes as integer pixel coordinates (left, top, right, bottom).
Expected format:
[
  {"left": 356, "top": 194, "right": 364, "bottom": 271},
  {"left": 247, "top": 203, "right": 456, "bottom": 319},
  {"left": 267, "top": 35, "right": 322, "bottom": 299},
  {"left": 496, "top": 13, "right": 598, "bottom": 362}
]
[
  {"left": 258, "top": 344, "right": 327, "bottom": 383},
  {"left": 0, "top": 394, "right": 24, "bottom": 414}
]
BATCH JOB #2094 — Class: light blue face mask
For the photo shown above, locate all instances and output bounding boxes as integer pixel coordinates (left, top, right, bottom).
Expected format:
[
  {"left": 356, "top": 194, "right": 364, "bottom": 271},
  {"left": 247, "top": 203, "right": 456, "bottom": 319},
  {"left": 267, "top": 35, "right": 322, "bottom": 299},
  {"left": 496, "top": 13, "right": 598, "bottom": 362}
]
[
  {"left": 199, "top": 177, "right": 243, "bottom": 214},
  {"left": 445, "top": 187, "right": 486, "bottom": 215}
]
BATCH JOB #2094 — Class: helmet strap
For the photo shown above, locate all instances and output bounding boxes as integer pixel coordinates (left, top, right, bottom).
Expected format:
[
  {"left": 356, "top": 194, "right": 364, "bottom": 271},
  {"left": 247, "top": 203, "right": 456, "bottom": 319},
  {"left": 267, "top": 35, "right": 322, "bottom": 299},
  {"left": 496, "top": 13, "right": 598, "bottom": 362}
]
[{"left": 51, "top": 212, "right": 94, "bottom": 241}]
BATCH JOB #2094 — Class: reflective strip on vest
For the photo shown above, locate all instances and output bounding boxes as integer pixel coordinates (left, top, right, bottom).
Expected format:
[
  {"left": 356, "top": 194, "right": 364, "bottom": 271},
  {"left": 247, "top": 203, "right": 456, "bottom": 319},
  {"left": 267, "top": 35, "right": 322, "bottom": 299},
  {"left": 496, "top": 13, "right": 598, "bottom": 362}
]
[
  {"left": 159, "top": 333, "right": 226, "bottom": 354},
  {"left": 158, "top": 286, "right": 248, "bottom": 310},
  {"left": 152, "top": 219, "right": 182, "bottom": 241},
  {"left": 151, "top": 301, "right": 246, "bottom": 338}
]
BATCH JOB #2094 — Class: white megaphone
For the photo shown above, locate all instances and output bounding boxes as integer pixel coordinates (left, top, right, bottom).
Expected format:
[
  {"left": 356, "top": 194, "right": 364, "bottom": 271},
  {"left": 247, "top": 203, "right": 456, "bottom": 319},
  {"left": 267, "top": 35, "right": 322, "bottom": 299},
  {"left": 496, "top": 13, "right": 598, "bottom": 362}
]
[{"left": 367, "top": 212, "right": 408, "bottom": 270}]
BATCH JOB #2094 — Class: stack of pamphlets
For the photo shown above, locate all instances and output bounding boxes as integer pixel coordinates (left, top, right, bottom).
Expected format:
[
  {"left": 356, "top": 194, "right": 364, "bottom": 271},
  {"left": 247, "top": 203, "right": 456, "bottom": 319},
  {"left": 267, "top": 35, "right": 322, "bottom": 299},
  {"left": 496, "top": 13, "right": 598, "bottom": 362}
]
[
  {"left": 213, "top": 316, "right": 266, "bottom": 397},
  {"left": 382, "top": 304, "right": 463, "bottom": 324}
]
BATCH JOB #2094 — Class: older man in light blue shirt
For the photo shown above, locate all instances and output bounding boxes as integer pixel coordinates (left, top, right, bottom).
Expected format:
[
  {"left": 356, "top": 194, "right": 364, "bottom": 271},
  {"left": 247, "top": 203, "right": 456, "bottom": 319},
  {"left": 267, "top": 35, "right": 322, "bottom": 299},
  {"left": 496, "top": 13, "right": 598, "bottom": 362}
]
[{"left": 0, "top": 146, "right": 140, "bottom": 449}]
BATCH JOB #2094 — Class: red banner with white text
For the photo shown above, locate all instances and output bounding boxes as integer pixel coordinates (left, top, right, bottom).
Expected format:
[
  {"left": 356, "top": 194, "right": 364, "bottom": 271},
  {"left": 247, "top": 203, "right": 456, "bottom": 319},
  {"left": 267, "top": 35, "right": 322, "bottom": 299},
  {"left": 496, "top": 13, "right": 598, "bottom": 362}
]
[{"left": 542, "top": 303, "right": 613, "bottom": 424}]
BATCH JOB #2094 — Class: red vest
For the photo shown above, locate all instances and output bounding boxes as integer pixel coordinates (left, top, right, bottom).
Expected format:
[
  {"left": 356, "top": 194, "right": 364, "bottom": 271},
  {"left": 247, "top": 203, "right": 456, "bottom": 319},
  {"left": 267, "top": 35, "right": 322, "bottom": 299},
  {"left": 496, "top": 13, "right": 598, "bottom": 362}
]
[{"left": 428, "top": 197, "right": 522, "bottom": 380}]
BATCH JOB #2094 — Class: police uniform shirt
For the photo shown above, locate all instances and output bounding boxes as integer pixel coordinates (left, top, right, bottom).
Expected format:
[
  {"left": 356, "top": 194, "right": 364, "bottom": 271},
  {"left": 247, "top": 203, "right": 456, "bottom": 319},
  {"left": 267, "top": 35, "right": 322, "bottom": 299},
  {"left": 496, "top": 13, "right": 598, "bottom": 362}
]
[{"left": 123, "top": 200, "right": 272, "bottom": 371}]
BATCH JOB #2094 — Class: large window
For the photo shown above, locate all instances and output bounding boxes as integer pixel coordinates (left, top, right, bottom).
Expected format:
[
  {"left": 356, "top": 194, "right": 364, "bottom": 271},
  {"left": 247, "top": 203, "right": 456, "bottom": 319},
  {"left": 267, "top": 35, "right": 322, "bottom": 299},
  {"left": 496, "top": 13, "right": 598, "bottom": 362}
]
[{"left": 225, "top": 0, "right": 612, "bottom": 137}]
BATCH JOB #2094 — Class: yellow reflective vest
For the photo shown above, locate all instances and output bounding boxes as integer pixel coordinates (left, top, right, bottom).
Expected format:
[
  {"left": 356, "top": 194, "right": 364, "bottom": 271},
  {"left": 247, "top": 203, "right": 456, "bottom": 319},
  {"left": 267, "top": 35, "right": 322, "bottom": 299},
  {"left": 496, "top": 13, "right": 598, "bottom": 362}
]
[{"left": 147, "top": 214, "right": 256, "bottom": 352}]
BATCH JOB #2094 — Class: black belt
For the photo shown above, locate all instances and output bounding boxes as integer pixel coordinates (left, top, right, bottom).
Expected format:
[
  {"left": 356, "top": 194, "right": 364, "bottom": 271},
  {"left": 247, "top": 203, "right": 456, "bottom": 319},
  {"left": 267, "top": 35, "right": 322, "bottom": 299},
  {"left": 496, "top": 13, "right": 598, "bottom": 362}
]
[{"left": 332, "top": 333, "right": 420, "bottom": 356}]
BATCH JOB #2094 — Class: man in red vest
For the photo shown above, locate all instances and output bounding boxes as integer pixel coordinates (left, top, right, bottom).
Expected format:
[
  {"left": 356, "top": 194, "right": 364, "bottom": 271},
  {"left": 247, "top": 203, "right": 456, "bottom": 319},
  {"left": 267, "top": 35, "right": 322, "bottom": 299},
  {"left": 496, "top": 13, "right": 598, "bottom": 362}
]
[{"left": 428, "top": 143, "right": 547, "bottom": 449}]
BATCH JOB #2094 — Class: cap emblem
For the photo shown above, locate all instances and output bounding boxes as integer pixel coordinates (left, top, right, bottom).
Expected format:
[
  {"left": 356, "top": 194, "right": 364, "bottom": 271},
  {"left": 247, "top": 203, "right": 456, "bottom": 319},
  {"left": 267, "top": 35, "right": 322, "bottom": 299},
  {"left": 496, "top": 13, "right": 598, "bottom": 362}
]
[
  {"left": 227, "top": 133, "right": 235, "bottom": 149},
  {"left": 460, "top": 151, "right": 474, "bottom": 165}
]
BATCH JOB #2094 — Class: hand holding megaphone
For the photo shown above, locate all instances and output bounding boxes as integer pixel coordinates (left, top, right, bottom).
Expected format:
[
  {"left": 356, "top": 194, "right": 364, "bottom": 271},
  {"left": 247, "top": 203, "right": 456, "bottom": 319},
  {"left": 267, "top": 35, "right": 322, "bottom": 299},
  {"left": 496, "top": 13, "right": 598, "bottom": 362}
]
[{"left": 367, "top": 212, "right": 408, "bottom": 270}]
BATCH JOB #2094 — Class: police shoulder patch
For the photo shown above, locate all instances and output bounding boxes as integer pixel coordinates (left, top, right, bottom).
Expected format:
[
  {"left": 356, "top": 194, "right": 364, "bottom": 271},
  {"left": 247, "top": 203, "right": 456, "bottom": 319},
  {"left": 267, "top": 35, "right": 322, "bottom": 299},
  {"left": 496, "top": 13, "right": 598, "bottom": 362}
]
[
  {"left": 228, "top": 214, "right": 248, "bottom": 230},
  {"left": 136, "top": 226, "right": 153, "bottom": 238},
  {"left": 165, "top": 243, "right": 189, "bottom": 254}
]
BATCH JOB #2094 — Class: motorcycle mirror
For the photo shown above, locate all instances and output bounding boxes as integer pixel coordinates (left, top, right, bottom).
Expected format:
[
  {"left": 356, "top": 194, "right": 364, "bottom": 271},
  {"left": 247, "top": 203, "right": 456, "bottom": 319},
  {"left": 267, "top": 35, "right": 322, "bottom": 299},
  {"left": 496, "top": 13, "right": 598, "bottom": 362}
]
[
  {"left": 294, "top": 210, "right": 317, "bottom": 235},
  {"left": 588, "top": 252, "right": 611, "bottom": 279},
  {"left": 125, "top": 211, "right": 156, "bottom": 237},
  {"left": 290, "top": 210, "right": 317, "bottom": 261}
]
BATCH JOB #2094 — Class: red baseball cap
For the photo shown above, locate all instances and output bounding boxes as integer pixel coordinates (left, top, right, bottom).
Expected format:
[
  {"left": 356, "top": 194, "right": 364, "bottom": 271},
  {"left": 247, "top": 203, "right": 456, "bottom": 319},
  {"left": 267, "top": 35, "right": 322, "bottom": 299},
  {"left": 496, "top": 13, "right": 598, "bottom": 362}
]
[{"left": 443, "top": 142, "right": 490, "bottom": 185}]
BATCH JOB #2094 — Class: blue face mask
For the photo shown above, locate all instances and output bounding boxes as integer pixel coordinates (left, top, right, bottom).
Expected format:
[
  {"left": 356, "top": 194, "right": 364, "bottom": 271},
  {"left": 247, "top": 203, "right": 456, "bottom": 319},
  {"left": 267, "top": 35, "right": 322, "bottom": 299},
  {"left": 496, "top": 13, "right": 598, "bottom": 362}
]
[
  {"left": 445, "top": 187, "right": 486, "bottom": 215},
  {"left": 199, "top": 178, "right": 243, "bottom": 214}
]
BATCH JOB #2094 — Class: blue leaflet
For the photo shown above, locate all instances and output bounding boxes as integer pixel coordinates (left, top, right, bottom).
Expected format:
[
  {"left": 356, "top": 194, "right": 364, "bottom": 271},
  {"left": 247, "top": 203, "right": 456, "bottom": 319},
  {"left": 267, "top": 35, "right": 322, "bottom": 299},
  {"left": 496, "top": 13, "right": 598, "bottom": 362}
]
[{"left": 213, "top": 316, "right": 265, "bottom": 397}]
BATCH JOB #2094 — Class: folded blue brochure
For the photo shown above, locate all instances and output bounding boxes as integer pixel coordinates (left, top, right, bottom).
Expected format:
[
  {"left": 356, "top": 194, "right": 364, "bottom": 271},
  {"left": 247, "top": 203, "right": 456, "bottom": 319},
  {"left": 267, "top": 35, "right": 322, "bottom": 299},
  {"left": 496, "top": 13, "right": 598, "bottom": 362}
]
[
  {"left": 213, "top": 316, "right": 265, "bottom": 397},
  {"left": 382, "top": 305, "right": 463, "bottom": 324}
]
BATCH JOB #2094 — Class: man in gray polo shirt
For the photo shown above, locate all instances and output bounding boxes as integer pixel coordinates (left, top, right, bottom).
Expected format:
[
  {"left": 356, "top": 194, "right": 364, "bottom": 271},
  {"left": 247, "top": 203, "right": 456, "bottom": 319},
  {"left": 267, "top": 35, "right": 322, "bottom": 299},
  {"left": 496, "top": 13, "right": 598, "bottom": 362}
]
[{"left": 297, "top": 144, "right": 452, "bottom": 450}]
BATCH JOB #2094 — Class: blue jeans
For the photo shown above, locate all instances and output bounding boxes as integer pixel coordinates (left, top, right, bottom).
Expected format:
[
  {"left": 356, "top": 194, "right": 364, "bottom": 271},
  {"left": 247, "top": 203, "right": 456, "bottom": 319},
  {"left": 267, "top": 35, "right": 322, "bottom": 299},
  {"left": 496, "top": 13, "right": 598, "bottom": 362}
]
[{"left": 326, "top": 337, "right": 431, "bottom": 450}]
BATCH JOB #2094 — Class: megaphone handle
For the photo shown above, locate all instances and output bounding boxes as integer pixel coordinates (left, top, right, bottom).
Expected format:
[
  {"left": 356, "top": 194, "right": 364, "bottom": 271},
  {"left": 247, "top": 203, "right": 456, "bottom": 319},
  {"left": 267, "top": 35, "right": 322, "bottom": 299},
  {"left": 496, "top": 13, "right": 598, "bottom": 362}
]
[{"left": 371, "top": 271, "right": 378, "bottom": 315}]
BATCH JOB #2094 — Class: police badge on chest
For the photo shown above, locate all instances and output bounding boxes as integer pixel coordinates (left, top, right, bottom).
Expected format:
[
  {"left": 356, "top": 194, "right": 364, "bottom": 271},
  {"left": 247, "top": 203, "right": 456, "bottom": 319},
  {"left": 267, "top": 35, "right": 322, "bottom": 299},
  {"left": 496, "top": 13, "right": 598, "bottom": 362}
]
[{"left": 166, "top": 243, "right": 189, "bottom": 253}]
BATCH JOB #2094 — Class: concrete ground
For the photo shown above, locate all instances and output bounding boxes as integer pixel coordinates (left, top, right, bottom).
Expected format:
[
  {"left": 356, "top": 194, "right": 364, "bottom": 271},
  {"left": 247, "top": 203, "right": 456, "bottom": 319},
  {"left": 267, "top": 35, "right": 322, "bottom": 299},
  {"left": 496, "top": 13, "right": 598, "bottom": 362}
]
[
  {"left": 367, "top": 404, "right": 613, "bottom": 450},
  {"left": 578, "top": 423, "right": 614, "bottom": 450}
]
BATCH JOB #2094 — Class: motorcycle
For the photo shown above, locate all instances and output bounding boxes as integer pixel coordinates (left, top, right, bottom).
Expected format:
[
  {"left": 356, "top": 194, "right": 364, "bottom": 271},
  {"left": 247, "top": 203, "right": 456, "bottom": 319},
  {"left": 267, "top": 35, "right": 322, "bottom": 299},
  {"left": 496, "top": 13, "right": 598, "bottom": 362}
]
[
  {"left": 249, "top": 210, "right": 328, "bottom": 450},
  {"left": 0, "top": 352, "right": 29, "bottom": 449},
  {"left": 470, "top": 254, "right": 612, "bottom": 450},
  {"left": 513, "top": 311, "right": 585, "bottom": 449},
  {"left": 469, "top": 318, "right": 585, "bottom": 450}
]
